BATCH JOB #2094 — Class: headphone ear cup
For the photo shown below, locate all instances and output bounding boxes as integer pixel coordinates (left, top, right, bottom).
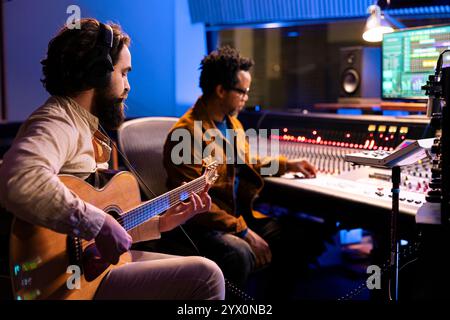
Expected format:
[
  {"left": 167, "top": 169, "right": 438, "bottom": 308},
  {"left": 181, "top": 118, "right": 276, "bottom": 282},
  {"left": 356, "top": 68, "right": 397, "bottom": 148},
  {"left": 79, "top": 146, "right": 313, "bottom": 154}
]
[
  {"left": 84, "top": 55, "right": 114, "bottom": 88},
  {"left": 68, "top": 23, "right": 115, "bottom": 90}
]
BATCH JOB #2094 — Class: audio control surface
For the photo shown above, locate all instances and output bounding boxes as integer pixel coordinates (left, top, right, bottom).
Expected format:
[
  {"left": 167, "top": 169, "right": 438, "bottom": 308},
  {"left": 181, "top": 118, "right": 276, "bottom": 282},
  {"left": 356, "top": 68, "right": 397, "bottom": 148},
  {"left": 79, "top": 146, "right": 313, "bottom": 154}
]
[
  {"left": 239, "top": 111, "right": 433, "bottom": 218},
  {"left": 275, "top": 165, "right": 427, "bottom": 216},
  {"left": 344, "top": 138, "right": 433, "bottom": 168}
]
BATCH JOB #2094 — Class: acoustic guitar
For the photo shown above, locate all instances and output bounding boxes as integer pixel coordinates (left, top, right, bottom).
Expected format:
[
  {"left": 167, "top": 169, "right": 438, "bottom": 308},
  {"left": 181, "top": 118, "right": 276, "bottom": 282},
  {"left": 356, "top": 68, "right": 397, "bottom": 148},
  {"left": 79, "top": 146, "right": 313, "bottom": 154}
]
[{"left": 9, "top": 158, "right": 218, "bottom": 300}]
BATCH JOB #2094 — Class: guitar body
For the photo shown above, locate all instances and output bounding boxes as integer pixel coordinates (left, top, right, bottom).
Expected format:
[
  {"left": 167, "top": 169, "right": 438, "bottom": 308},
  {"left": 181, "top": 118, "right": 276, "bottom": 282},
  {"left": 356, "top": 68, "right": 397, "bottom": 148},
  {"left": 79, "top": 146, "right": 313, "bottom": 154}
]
[{"left": 9, "top": 171, "right": 141, "bottom": 300}]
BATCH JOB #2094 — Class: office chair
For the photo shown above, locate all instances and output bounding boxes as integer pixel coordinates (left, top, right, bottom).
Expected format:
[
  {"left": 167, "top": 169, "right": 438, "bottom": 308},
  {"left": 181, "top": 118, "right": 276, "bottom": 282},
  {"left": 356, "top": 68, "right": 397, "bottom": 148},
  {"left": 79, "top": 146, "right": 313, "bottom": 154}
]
[{"left": 117, "top": 117, "right": 178, "bottom": 199}]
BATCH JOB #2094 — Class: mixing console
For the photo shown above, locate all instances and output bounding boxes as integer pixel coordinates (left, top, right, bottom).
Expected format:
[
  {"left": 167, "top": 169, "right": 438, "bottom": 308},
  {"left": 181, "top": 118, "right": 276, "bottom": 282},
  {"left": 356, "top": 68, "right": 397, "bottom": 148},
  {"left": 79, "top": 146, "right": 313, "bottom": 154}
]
[{"left": 238, "top": 111, "right": 433, "bottom": 216}]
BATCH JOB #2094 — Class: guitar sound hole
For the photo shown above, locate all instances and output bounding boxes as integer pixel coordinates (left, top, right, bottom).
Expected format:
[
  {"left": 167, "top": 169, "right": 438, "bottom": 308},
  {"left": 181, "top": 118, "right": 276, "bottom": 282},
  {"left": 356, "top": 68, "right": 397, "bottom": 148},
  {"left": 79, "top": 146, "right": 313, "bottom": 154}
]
[{"left": 104, "top": 206, "right": 122, "bottom": 220}]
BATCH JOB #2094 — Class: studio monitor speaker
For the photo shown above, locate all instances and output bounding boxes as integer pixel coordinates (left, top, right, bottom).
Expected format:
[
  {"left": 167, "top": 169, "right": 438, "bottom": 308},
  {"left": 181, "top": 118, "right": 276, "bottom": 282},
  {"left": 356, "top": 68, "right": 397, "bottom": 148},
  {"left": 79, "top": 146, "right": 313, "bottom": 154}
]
[{"left": 338, "top": 46, "right": 381, "bottom": 103}]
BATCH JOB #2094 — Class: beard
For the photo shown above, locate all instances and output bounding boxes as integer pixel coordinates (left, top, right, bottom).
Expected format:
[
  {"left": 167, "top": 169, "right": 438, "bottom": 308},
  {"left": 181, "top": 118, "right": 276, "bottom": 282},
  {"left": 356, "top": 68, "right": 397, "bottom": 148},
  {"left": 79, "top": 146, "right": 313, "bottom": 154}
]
[{"left": 91, "top": 86, "right": 126, "bottom": 130}]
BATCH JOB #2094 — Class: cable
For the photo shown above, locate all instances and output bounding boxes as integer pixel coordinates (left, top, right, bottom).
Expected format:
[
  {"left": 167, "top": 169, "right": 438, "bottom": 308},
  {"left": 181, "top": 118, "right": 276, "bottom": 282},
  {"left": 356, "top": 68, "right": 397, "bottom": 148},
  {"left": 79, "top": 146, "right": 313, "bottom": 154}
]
[
  {"left": 98, "top": 123, "right": 158, "bottom": 198},
  {"left": 179, "top": 225, "right": 201, "bottom": 255},
  {"left": 337, "top": 240, "right": 421, "bottom": 301},
  {"left": 98, "top": 123, "right": 255, "bottom": 301}
]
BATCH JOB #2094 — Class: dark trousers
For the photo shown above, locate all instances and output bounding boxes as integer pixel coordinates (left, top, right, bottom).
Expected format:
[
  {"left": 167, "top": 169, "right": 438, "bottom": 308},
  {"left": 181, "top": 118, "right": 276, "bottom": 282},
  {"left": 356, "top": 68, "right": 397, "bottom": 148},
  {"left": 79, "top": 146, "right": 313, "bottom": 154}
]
[{"left": 133, "top": 214, "right": 328, "bottom": 299}]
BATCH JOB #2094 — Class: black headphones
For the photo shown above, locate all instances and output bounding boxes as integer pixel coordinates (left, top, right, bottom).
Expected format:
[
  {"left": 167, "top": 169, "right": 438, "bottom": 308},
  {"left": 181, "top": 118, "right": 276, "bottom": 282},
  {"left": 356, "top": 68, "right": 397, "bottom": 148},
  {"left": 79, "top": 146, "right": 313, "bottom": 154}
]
[{"left": 74, "top": 22, "right": 115, "bottom": 89}]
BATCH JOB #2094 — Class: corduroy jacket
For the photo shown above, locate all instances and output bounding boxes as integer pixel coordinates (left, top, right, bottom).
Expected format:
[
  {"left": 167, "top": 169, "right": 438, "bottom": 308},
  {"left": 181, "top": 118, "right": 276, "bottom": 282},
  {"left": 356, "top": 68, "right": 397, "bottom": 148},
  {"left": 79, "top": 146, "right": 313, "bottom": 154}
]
[{"left": 163, "top": 97, "right": 289, "bottom": 234}]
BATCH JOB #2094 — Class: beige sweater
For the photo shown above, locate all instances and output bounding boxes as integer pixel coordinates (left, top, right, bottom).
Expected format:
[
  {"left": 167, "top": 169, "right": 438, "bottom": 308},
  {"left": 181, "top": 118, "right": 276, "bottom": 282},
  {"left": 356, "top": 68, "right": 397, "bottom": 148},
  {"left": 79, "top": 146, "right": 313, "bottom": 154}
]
[{"left": 0, "top": 96, "right": 160, "bottom": 241}]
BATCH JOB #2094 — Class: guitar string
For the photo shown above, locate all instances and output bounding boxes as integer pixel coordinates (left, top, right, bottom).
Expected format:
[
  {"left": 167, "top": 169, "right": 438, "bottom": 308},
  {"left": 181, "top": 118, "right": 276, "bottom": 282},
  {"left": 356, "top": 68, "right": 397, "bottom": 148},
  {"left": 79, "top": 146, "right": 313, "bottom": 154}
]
[
  {"left": 117, "top": 179, "right": 207, "bottom": 230},
  {"left": 120, "top": 185, "right": 204, "bottom": 228},
  {"left": 98, "top": 123, "right": 216, "bottom": 230},
  {"left": 117, "top": 177, "right": 204, "bottom": 222},
  {"left": 98, "top": 124, "right": 254, "bottom": 301},
  {"left": 115, "top": 170, "right": 217, "bottom": 229}
]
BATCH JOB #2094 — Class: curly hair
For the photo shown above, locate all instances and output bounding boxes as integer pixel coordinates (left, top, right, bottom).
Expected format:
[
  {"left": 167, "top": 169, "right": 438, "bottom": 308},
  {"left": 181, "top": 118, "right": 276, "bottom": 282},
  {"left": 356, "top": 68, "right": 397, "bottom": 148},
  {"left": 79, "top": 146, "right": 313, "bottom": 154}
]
[
  {"left": 199, "top": 46, "right": 254, "bottom": 97},
  {"left": 41, "top": 18, "right": 131, "bottom": 96}
]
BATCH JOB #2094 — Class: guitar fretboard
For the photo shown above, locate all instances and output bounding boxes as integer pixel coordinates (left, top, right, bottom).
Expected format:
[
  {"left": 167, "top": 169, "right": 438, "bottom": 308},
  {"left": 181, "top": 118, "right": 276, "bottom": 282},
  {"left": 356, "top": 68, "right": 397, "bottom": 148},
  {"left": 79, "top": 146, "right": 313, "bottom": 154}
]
[{"left": 117, "top": 177, "right": 207, "bottom": 231}]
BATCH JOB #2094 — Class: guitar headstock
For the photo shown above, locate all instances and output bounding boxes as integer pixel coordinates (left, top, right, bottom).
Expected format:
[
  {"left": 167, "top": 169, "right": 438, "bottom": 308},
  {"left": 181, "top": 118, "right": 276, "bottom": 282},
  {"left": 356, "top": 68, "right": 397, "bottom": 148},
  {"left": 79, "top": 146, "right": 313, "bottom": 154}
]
[{"left": 202, "top": 156, "right": 219, "bottom": 185}]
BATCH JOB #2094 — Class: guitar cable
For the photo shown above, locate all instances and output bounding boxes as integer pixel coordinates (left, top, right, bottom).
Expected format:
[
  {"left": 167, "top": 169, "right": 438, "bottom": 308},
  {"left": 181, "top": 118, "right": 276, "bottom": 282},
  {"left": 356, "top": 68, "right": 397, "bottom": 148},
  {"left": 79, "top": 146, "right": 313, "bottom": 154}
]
[
  {"left": 98, "top": 124, "right": 200, "bottom": 252},
  {"left": 98, "top": 124, "right": 255, "bottom": 301}
]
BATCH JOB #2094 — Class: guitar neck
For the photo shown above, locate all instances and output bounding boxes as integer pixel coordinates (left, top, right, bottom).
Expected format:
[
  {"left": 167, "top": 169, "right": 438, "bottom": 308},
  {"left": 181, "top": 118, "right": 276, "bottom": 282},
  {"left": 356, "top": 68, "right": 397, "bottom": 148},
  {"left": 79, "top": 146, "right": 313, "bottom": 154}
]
[{"left": 118, "top": 176, "right": 206, "bottom": 231}]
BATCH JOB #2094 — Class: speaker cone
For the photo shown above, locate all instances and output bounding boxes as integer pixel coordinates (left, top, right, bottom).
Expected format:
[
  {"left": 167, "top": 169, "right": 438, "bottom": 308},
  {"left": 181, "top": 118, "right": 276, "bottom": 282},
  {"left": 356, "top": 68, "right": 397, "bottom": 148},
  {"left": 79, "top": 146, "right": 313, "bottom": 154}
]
[{"left": 341, "top": 68, "right": 360, "bottom": 95}]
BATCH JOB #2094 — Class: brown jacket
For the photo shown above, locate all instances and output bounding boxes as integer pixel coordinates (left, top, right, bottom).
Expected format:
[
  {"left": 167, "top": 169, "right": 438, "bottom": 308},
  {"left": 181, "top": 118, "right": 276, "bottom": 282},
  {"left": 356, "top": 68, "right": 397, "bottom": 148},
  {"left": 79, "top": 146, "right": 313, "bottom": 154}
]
[{"left": 163, "top": 98, "right": 289, "bottom": 234}]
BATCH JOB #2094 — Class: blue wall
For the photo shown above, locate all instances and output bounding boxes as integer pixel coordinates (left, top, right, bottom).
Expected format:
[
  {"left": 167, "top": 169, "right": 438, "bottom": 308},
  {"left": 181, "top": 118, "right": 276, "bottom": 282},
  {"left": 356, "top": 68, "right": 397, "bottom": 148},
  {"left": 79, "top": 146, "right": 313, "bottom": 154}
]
[
  {"left": 175, "top": 0, "right": 206, "bottom": 115},
  {"left": 4, "top": 0, "right": 205, "bottom": 121}
]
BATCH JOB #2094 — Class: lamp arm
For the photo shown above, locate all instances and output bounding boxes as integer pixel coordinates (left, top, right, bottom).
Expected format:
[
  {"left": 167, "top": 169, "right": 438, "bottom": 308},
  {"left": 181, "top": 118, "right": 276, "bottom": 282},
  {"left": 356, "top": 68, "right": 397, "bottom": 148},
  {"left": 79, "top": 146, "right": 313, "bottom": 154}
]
[{"left": 383, "top": 12, "right": 405, "bottom": 29}]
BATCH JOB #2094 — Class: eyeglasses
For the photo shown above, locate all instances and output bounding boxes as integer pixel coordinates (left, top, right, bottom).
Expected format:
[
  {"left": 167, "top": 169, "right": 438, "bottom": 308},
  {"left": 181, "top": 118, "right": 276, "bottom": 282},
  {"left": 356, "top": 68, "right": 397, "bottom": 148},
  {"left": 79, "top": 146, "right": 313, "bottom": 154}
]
[{"left": 229, "top": 87, "right": 250, "bottom": 97}]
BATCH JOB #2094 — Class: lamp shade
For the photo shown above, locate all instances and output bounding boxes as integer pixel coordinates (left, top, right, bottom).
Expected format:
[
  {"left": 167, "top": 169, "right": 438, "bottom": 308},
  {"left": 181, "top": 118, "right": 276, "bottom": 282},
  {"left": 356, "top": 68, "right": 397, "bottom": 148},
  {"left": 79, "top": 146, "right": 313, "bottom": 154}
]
[{"left": 362, "top": 5, "right": 394, "bottom": 43}]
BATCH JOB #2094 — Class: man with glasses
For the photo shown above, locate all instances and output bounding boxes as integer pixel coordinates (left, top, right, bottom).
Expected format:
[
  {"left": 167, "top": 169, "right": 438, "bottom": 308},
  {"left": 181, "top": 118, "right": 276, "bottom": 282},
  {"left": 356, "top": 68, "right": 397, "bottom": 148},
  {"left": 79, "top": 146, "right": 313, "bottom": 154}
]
[{"left": 160, "top": 46, "right": 323, "bottom": 299}]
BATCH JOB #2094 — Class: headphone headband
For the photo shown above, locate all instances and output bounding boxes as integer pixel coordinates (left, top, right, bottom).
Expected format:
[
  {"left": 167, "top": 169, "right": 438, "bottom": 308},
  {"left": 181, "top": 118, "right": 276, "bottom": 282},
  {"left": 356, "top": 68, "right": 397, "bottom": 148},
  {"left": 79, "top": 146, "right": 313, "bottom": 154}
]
[
  {"left": 97, "top": 23, "right": 113, "bottom": 50},
  {"left": 66, "top": 22, "right": 115, "bottom": 89},
  {"left": 78, "top": 22, "right": 115, "bottom": 87}
]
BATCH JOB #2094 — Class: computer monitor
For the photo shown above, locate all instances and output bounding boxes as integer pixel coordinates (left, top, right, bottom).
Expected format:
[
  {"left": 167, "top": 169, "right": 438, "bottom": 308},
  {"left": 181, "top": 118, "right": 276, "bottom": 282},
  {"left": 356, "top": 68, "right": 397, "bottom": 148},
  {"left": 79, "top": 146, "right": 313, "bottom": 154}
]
[{"left": 382, "top": 24, "right": 450, "bottom": 101}]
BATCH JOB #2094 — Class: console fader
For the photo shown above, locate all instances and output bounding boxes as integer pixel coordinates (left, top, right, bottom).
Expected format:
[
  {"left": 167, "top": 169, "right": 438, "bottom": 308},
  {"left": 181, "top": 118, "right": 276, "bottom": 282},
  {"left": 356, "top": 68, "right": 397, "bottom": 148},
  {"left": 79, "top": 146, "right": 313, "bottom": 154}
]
[{"left": 239, "top": 111, "right": 433, "bottom": 216}]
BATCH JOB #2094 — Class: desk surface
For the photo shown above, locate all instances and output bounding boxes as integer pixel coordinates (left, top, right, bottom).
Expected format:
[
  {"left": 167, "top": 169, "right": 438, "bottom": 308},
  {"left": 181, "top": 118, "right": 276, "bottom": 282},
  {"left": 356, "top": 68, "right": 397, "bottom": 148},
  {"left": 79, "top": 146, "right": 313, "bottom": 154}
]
[{"left": 314, "top": 101, "right": 427, "bottom": 112}]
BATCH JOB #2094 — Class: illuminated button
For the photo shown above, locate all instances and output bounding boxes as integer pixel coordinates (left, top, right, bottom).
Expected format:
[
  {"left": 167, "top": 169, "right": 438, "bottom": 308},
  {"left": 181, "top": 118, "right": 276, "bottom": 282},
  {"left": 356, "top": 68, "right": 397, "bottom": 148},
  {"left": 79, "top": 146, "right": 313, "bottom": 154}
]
[
  {"left": 364, "top": 140, "right": 370, "bottom": 148},
  {"left": 389, "top": 126, "right": 397, "bottom": 133},
  {"left": 399, "top": 127, "right": 409, "bottom": 134},
  {"left": 14, "top": 265, "right": 21, "bottom": 276},
  {"left": 378, "top": 125, "right": 386, "bottom": 132},
  {"left": 368, "top": 125, "right": 376, "bottom": 132}
]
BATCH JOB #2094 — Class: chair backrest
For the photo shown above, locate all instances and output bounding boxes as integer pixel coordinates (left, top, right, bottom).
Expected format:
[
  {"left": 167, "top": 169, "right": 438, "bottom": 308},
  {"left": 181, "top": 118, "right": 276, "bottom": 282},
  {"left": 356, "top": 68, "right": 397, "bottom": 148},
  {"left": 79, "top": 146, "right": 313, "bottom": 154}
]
[{"left": 117, "top": 117, "right": 178, "bottom": 199}]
